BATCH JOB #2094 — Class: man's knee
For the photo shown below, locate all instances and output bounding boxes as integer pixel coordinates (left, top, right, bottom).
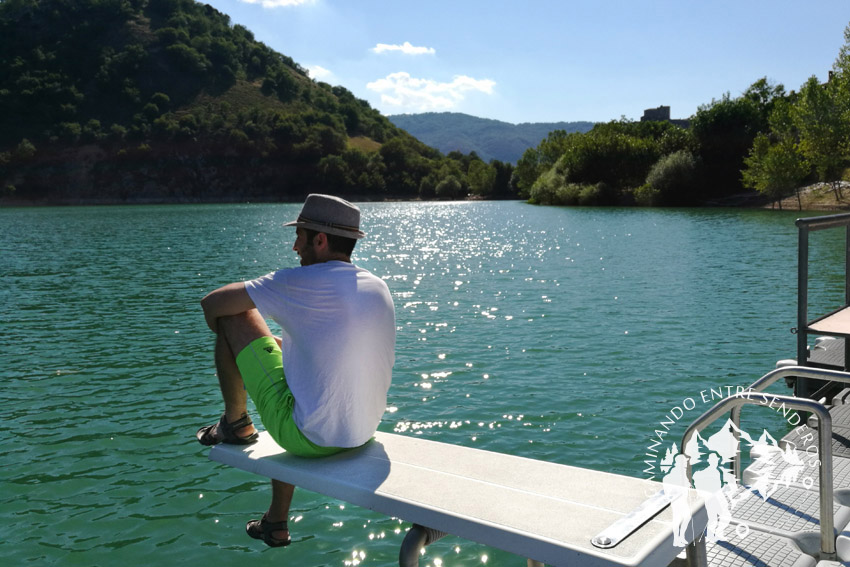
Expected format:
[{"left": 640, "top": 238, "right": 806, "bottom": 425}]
[{"left": 219, "top": 309, "right": 273, "bottom": 355}]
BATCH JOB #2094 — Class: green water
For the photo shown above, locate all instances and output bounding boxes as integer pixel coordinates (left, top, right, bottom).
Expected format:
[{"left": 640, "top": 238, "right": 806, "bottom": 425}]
[{"left": 2, "top": 201, "right": 844, "bottom": 566}]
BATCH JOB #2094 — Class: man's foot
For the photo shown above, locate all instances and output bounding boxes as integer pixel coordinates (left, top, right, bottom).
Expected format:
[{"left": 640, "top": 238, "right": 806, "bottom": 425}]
[
  {"left": 246, "top": 514, "right": 291, "bottom": 547},
  {"left": 196, "top": 413, "right": 259, "bottom": 446}
]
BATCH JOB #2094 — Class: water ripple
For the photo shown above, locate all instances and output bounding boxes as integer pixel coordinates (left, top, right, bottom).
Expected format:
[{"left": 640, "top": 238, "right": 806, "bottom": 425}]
[{"left": 0, "top": 203, "right": 833, "bottom": 565}]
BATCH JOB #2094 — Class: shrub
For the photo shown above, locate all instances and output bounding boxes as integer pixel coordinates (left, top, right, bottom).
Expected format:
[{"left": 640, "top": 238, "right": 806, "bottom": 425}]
[
  {"left": 529, "top": 164, "right": 565, "bottom": 204},
  {"left": 645, "top": 150, "right": 697, "bottom": 205},
  {"left": 578, "top": 183, "right": 602, "bottom": 205},
  {"left": 82, "top": 119, "right": 103, "bottom": 142},
  {"left": 143, "top": 103, "right": 161, "bottom": 119},
  {"left": 418, "top": 174, "right": 437, "bottom": 199},
  {"left": 557, "top": 183, "right": 582, "bottom": 205},
  {"left": 435, "top": 175, "right": 462, "bottom": 199},
  {"left": 58, "top": 122, "right": 82, "bottom": 143},
  {"left": 110, "top": 124, "right": 128, "bottom": 140},
  {"left": 151, "top": 92, "right": 171, "bottom": 109},
  {"left": 166, "top": 43, "right": 208, "bottom": 74},
  {"left": 14, "top": 139, "right": 37, "bottom": 160},
  {"left": 634, "top": 183, "right": 661, "bottom": 206}
]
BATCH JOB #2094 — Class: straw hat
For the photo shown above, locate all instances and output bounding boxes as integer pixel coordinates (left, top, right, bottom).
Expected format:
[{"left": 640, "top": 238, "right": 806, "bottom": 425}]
[{"left": 283, "top": 194, "right": 366, "bottom": 239}]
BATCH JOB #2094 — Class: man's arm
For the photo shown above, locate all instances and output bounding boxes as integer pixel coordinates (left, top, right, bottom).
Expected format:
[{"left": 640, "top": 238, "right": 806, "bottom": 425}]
[{"left": 201, "top": 282, "right": 257, "bottom": 333}]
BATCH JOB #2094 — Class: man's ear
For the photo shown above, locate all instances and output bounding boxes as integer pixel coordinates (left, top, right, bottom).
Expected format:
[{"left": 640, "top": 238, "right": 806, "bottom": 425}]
[{"left": 314, "top": 232, "right": 329, "bottom": 251}]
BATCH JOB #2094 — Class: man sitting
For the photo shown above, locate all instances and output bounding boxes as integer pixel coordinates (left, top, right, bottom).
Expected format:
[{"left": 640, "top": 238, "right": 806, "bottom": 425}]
[{"left": 197, "top": 194, "right": 396, "bottom": 547}]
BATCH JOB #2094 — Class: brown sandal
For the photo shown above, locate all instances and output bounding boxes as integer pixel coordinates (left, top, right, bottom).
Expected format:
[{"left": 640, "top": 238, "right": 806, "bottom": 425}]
[
  {"left": 196, "top": 414, "right": 258, "bottom": 446},
  {"left": 246, "top": 513, "right": 291, "bottom": 547}
]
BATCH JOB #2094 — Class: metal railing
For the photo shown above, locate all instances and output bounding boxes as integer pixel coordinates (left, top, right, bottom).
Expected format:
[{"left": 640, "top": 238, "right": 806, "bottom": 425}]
[
  {"left": 729, "top": 365, "right": 850, "bottom": 477},
  {"left": 796, "top": 213, "right": 850, "bottom": 377},
  {"left": 681, "top": 383, "right": 838, "bottom": 560}
]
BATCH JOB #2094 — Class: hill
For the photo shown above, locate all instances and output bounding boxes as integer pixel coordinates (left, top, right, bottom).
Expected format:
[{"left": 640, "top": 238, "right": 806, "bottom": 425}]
[
  {"left": 0, "top": 0, "right": 510, "bottom": 204},
  {"left": 388, "top": 112, "right": 594, "bottom": 164}
]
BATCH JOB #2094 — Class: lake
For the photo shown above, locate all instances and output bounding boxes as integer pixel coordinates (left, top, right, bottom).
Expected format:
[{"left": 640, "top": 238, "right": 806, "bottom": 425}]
[{"left": 1, "top": 201, "right": 843, "bottom": 566}]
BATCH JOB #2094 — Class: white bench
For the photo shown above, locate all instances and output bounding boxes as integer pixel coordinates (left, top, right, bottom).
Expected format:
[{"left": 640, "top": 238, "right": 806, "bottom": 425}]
[{"left": 209, "top": 431, "right": 707, "bottom": 567}]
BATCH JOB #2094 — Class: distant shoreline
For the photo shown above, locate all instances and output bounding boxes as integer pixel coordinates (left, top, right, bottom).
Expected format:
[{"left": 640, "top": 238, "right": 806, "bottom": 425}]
[
  {"left": 4, "top": 184, "right": 850, "bottom": 210},
  {"left": 0, "top": 193, "right": 515, "bottom": 208}
]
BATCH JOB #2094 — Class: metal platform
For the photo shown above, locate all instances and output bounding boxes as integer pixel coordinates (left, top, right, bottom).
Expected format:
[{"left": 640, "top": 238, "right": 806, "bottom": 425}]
[
  {"left": 724, "top": 484, "right": 850, "bottom": 557},
  {"left": 809, "top": 338, "right": 847, "bottom": 370},
  {"left": 782, "top": 404, "right": 850, "bottom": 460},
  {"left": 743, "top": 444, "right": 850, "bottom": 500},
  {"left": 706, "top": 529, "right": 816, "bottom": 567}
]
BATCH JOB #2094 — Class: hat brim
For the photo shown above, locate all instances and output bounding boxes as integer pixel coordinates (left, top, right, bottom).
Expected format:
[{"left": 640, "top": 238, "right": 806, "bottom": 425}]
[{"left": 283, "top": 220, "right": 366, "bottom": 239}]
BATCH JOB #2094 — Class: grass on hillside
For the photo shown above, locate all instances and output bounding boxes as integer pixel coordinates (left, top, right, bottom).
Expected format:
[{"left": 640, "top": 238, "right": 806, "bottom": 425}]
[
  {"left": 191, "top": 80, "right": 291, "bottom": 114},
  {"left": 348, "top": 136, "right": 381, "bottom": 153}
]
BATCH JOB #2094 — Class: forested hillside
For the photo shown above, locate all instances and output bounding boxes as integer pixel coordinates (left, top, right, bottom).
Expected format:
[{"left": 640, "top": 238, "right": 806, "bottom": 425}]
[
  {"left": 0, "top": 0, "right": 515, "bottom": 203},
  {"left": 387, "top": 112, "right": 594, "bottom": 164}
]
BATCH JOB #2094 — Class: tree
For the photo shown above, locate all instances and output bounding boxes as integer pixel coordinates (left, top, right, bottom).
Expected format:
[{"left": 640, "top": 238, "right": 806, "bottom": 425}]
[
  {"left": 274, "top": 69, "right": 300, "bottom": 102},
  {"left": 742, "top": 77, "right": 786, "bottom": 131},
  {"left": 467, "top": 160, "right": 496, "bottom": 196},
  {"left": 792, "top": 76, "right": 848, "bottom": 199},
  {"left": 513, "top": 147, "right": 542, "bottom": 199},
  {"left": 13, "top": 138, "right": 36, "bottom": 160},
  {"left": 318, "top": 154, "right": 352, "bottom": 192},
  {"left": 834, "top": 21, "right": 850, "bottom": 79},
  {"left": 557, "top": 126, "right": 659, "bottom": 189},
  {"left": 742, "top": 134, "right": 808, "bottom": 209},
  {"left": 379, "top": 137, "right": 431, "bottom": 196},
  {"left": 513, "top": 130, "right": 572, "bottom": 198},
  {"left": 435, "top": 175, "right": 463, "bottom": 199},
  {"left": 490, "top": 160, "right": 515, "bottom": 198},
  {"left": 690, "top": 93, "right": 762, "bottom": 198},
  {"left": 418, "top": 173, "right": 438, "bottom": 199}
]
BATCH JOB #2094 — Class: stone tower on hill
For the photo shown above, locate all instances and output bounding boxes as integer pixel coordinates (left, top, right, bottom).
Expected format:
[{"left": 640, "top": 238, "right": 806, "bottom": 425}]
[{"left": 641, "top": 105, "right": 690, "bottom": 128}]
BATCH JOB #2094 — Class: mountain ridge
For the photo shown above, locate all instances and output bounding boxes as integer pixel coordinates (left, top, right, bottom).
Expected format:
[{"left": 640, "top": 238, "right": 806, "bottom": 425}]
[{"left": 387, "top": 112, "right": 594, "bottom": 164}]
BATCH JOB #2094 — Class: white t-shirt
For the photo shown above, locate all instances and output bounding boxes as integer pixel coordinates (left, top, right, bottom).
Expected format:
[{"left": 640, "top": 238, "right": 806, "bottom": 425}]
[{"left": 244, "top": 261, "right": 395, "bottom": 448}]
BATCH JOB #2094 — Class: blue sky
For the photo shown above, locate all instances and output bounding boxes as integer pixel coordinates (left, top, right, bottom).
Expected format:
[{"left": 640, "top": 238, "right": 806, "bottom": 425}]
[{"left": 203, "top": 0, "right": 850, "bottom": 124}]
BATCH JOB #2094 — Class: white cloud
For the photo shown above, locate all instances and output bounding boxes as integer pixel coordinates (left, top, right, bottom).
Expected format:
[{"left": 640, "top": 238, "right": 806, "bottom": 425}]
[
  {"left": 238, "top": 0, "right": 314, "bottom": 8},
  {"left": 372, "top": 42, "right": 436, "bottom": 56},
  {"left": 307, "top": 65, "right": 333, "bottom": 81},
  {"left": 366, "top": 72, "right": 496, "bottom": 112}
]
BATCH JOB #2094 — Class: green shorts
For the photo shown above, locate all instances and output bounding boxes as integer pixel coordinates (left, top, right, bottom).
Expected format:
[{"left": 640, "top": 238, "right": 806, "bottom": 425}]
[{"left": 236, "top": 336, "right": 344, "bottom": 458}]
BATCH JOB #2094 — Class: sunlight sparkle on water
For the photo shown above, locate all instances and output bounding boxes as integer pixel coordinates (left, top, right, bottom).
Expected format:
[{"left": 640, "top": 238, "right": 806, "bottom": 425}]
[
  {"left": 3, "top": 202, "right": 814, "bottom": 567},
  {"left": 344, "top": 550, "right": 367, "bottom": 566}
]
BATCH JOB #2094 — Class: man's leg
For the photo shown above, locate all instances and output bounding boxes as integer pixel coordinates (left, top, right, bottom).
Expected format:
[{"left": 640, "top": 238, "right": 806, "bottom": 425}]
[
  {"left": 216, "top": 310, "right": 297, "bottom": 543},
  {"left": 207, "top": 309, "right": 272, "bottom": 440},
  {"left": 266, "top": 479, "right": 295, "bottom": 540},
  {"left": 215, "top": 333, "right": 254, "bottom": 435}
]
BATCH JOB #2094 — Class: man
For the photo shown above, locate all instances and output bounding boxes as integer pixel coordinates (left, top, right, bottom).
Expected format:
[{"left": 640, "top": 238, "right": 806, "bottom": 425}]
[{"left": 196, "top": 194, "right": 396, "bottom": 548}]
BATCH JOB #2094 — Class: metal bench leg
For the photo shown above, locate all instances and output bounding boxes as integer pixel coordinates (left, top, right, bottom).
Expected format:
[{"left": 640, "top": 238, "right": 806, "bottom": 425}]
[
  {"left": 685, "top": 538, "right": 707, "bottom": 567},
  {"left": 399, "top": 524, "right": 448, "bottom": 567}
]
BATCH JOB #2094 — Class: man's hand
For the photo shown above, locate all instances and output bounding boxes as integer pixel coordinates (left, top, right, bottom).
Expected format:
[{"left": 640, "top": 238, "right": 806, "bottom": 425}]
[{"left": 201, "top": 282, "right": 256, "bottom": 333}]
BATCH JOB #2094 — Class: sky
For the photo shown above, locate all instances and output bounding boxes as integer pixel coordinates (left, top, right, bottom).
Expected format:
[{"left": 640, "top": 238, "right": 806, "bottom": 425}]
[{"left": 202, "top": 0, "right": 850, "bottom": 124}]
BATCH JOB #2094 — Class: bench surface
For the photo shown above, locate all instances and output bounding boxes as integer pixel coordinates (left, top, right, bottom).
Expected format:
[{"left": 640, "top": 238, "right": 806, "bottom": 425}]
[{"left": 209, "top": 431, "right": 705, "bottom": 567}]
